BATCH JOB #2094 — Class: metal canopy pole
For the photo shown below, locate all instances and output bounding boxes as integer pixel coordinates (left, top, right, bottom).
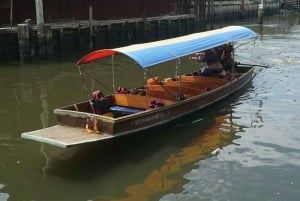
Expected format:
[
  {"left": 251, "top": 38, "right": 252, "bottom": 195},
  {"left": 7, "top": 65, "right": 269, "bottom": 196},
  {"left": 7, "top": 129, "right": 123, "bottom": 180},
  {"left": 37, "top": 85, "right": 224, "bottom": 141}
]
[
  {"left": 10, "top": 0, "right": 13, "bottom": 29},
  {"left": 112, "top": 55, "right": 116, "bottom": 92},
  {"left": 176, "top": 58, "right": 183, "bottom": 101}
]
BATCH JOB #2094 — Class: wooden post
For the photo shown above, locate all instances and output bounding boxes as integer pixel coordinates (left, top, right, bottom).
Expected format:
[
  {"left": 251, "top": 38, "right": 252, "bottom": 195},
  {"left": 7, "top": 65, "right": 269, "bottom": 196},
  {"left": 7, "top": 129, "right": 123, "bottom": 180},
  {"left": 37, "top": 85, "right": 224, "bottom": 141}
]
[
  {"left": 167, "top": 20, "right": 171, "bottom": 38},
  {"left": 134, "top": 21, "right": 139, "bottom": 43},
  {"left": 44, "top": 24, "right": 53, "bottom": 58},
  {"left": 258, "top": 0, "right": 264, "bottom": 24},
  {"left": 195, "top": 0, "right": 200, "bottom": 32},
  {"left": 35, "top": 0, "right": 44, "bottom": 26},
  {"left": 107, "top": 25, "right": 111, "bottom": 48},
  {"left": 207, "top": 0, "right": 213, "bottom": 29},
  {"left": 0, "top": 34, "right": 2, "bottom": 57},
  {"left": 58, "top": 28, "right": 64, "bottom": 56},
  {"left": 177, "top": 19, "right": 181, "bottom": 35},
  {"left": 157, "top": 20, "right": 161, "bottom": 40},
  {"left": 89, "top": 3, "right": 94, "bottom": 50},
  {"left": 240, "top": 0, "right": 245, "bottom": 19},
  {"left": 17, "top": 23, "right": 32, "bottom": 62},
  {"left": 35, "top": 0, "right": 46, "bottom": 58}
]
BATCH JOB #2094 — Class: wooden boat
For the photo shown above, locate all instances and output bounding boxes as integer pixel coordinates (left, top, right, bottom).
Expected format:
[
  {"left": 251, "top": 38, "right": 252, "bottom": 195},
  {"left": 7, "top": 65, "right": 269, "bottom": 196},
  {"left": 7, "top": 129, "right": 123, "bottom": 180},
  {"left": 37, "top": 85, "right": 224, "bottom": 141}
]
[{"left": 21, "top": 26, "right": 257, "bottom": 148}]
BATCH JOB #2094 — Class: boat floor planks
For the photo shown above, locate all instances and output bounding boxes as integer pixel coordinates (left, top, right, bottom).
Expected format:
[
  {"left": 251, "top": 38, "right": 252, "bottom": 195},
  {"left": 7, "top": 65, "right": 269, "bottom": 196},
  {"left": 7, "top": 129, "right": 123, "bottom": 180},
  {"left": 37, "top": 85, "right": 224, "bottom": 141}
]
[{"left": 21, "top": 125, "right": 113, "bottom": 148}]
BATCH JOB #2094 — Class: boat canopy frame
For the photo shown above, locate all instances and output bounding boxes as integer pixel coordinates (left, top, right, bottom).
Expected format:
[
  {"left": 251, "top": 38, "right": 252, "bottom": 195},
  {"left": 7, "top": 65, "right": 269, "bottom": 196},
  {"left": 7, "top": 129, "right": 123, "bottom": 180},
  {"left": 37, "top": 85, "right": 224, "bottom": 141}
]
[
  {"left": 76, "top": 26, "right": 257, "bottom": 68},
  {"left": 76, "top": 26, "right": 257, "bottom": 101}
]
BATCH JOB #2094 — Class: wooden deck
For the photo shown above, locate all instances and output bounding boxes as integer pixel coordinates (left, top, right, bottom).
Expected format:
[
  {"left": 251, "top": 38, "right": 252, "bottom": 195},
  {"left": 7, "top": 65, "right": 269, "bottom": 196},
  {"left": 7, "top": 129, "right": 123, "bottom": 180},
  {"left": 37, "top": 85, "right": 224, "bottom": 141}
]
[{"left": 21, "top": 125, "right": 113, "bottom": 148}]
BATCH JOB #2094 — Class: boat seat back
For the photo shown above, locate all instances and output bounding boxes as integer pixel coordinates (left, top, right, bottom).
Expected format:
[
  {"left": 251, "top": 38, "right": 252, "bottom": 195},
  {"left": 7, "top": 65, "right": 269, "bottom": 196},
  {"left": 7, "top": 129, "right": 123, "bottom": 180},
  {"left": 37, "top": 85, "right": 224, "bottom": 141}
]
[
  {"left": 113, "top": 94, "right": 149, "bottom": 109},
  {"left": 180, "top": 76, "right": 229, "bottom": 88},
  {"left": 162, "top": 79, "right": 211, "bottom": 91},
  {"left": 112, "top": 94, "right": 174, "bottom": 109},
  {"left": 147, "top": 85, "right": 205, "bottom": 100}
]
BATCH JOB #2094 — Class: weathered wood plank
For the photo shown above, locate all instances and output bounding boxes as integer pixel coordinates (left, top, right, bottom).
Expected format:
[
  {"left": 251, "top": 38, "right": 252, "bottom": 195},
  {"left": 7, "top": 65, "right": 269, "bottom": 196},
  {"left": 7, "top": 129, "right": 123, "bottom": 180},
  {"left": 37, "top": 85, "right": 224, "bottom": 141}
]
[{"left": 21, "top": 125, "right": 113, "bottom": 148}]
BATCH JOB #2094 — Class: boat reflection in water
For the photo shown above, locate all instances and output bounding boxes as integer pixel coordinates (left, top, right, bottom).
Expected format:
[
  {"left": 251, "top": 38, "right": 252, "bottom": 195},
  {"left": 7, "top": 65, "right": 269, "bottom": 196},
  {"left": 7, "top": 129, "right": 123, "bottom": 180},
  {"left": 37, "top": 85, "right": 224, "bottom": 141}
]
[{"left": 93, "top": 107, "right": 243, "bottom": 201}]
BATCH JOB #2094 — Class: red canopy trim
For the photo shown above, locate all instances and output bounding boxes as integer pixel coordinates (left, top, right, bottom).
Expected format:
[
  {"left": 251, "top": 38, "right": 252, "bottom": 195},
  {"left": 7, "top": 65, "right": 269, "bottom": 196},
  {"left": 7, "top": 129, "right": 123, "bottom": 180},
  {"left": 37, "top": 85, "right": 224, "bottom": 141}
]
[{"left": 76, "top": 49, "right": 118, "bottom": 65}]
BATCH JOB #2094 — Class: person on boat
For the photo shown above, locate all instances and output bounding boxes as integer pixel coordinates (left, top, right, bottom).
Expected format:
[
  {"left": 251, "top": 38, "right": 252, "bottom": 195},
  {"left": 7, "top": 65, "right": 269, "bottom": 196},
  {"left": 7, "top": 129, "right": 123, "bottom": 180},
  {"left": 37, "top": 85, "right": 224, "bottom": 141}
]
[
  {"left": 191, "top": 49, "right": 224, "bottom": 77},
  {"left": 216, "top": 43, "right": 234, "bottom": 72},
  {"left": 92, "top": 90, "right": 104, "bottom": 99},
  {"left": 91, "top": 90, "right": 108, "bottom": 115}
]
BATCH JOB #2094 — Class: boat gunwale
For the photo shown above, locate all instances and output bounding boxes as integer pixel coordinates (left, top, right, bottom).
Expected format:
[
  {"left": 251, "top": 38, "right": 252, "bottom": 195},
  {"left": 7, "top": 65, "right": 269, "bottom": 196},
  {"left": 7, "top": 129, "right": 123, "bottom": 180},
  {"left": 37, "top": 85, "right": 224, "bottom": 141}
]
[
  {"left": 55, "top": 67, "right": 254, "bottom": 124},
  {"left": 21, "top": 67, "right": 255, "bottom": 147},
  {"left": 103, "top": 67, "right": 255, "bottom": 137}
]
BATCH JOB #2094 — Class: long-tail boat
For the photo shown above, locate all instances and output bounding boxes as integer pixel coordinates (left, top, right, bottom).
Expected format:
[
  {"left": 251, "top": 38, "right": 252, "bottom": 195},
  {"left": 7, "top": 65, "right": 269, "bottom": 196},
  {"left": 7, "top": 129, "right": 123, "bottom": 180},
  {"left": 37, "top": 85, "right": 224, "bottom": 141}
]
[{"left": 21, "top": 26, "right": 257, "bottom": 148}]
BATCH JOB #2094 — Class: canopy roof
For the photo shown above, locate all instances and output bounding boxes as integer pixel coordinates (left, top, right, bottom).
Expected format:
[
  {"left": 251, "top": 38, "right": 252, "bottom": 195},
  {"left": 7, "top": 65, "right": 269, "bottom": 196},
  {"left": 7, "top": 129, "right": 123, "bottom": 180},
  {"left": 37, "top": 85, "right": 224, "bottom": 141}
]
[{"left": 76, "top": 26, "right": 257, "bottom": 68}]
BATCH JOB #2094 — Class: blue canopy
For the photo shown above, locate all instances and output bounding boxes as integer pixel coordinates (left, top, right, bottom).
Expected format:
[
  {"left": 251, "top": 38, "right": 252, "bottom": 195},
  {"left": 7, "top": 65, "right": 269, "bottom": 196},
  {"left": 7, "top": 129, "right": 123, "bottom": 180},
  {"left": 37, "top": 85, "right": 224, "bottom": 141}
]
[{"left": 76, "top": 26, "right": 257, "bottom": 68}]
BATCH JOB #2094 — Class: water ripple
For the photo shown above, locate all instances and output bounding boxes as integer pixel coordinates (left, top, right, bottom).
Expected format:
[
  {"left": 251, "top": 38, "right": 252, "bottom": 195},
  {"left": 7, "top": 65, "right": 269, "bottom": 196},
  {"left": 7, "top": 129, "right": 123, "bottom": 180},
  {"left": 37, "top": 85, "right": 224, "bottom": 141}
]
[{"left": 160, "top": 161, "right": 300, "bottom": 201}]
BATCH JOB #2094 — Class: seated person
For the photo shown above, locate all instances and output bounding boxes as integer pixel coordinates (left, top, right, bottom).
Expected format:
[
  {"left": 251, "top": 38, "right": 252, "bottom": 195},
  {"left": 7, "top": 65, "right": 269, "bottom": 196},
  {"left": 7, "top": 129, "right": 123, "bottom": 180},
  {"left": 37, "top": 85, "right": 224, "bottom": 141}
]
[
  {"left": 191, "top": 49, "right": 224, "bottom": 77},
  {"left": 91, "top": 90, "right": 109, "bottom": 114},
  {"left": 215, "top": 43, "right": 234, "bottom": 72}
]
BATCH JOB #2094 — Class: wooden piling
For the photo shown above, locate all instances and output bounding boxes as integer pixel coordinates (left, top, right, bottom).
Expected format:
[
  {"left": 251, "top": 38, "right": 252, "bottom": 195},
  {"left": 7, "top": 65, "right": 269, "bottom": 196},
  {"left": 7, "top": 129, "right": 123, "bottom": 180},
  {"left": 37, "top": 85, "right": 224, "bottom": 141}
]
[
  {"left": 89, "top": 4, "right": 94, "bottom": 50},
  {"left": 158, "top": 20, "right": 168, "bottom": 40},
  {"left": 17, "top": 23, "right": 32, "bottom": 62},
  {"left": 107, "top": 24, "right": 112, "bottom": 48},
  {"left": 35, "top": 0, "right": 50, "bottom": 59},
  {"left": 258, "top": 1, "right": 264, "bottom": 24},
  {"left": 0, "top": 34, "right": 2, "bottom": 58},
  {"left": 240, "top": 0, "right": 245, "bottom": 19},
  {"left": 45, "top": 24, "right": 53, "bottom": 58},
  {"left": 37, "top": 24, "right": 46, "bottom": 58}
]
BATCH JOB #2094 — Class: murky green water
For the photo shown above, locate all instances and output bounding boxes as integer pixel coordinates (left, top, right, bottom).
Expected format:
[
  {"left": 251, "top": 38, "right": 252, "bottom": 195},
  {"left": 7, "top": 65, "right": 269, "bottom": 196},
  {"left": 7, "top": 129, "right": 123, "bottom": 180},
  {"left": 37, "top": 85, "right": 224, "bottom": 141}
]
[{"left": 1, "top": 15, "right": 300, "bottom": 201}]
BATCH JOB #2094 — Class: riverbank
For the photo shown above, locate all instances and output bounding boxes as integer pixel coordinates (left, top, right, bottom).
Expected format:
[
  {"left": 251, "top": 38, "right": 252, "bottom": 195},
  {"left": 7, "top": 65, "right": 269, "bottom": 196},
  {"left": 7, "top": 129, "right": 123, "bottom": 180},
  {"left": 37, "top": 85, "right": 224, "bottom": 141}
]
[{"left": 0, "top": 1, "right": 280, "bottom": 63}]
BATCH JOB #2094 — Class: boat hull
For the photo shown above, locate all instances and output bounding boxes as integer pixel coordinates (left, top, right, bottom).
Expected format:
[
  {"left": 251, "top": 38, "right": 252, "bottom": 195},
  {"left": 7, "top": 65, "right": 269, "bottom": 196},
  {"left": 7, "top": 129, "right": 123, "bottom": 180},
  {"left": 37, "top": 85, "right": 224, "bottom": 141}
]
[
  {"left": 54, "top": 67, "right": 254, "bottom": 136},
  {"left": 21, "top": 25, "right": 258, "bottom": 148}
]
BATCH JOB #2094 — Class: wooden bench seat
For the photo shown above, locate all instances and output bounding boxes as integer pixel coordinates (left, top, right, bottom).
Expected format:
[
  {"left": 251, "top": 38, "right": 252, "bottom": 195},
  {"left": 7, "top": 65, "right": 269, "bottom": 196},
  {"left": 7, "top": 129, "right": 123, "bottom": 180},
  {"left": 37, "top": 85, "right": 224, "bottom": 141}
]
[
  {"left": 146, "top": 85, "right": 205, "bottom": 100},
  {"left": 180, "top": 75, "right": 229, "bottom": 89},
  {"left": 112, "top": 94, "right": 174, "bottom": 109}
]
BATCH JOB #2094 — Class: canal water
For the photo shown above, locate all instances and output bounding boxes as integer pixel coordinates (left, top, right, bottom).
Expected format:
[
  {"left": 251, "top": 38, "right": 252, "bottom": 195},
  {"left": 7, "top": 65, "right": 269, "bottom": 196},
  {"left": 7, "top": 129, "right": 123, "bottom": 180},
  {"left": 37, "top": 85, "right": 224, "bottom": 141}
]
[{"left": 1, "top": 15, "right": 300, "bottom": 201}]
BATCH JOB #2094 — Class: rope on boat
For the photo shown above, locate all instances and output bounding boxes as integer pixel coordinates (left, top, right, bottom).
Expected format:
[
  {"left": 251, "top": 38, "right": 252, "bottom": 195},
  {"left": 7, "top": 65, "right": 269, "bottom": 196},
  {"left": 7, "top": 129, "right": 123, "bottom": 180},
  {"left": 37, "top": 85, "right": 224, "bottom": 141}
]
[
  {"left": 77, "top": 65, "right": 101, "bottom": 134},
  {"left": 77, "top": 65, "right": 91, "bottom": 100},
  {"left": 79, "top": 68, "right": 110, "bottom": 90},
  {"left": 77, "top": 65, "right": 96, "bottom": 115},
  {"left": 234, "top": 38, "right": 257, "bottom": 50}
]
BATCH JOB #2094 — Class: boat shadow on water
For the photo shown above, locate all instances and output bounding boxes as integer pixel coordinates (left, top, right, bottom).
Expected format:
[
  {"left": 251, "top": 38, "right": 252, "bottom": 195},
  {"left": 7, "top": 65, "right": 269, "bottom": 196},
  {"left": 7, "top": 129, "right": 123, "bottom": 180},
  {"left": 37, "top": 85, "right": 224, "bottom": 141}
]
[{"left": 42, "top": 82, "right": 254, "bottom": 182}]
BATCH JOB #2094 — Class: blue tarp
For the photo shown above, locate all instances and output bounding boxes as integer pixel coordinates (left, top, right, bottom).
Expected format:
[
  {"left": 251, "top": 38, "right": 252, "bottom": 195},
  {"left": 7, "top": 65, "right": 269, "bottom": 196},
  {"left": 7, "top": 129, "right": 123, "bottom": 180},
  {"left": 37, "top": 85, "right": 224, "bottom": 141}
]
[
  {"left": 110, "top": 106, "right": 145, "bottom": 114},
  {"left": 76, "top": 26, "right": 257, "bottom": 68}
]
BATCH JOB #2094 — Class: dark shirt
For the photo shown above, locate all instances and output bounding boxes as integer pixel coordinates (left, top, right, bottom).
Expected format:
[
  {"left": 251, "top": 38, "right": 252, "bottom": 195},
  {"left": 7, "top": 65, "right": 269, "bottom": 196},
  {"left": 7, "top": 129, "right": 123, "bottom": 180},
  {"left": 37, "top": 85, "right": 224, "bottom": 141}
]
[{"left": 204, "top": 50, "right": 220, "bottom": 66}]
